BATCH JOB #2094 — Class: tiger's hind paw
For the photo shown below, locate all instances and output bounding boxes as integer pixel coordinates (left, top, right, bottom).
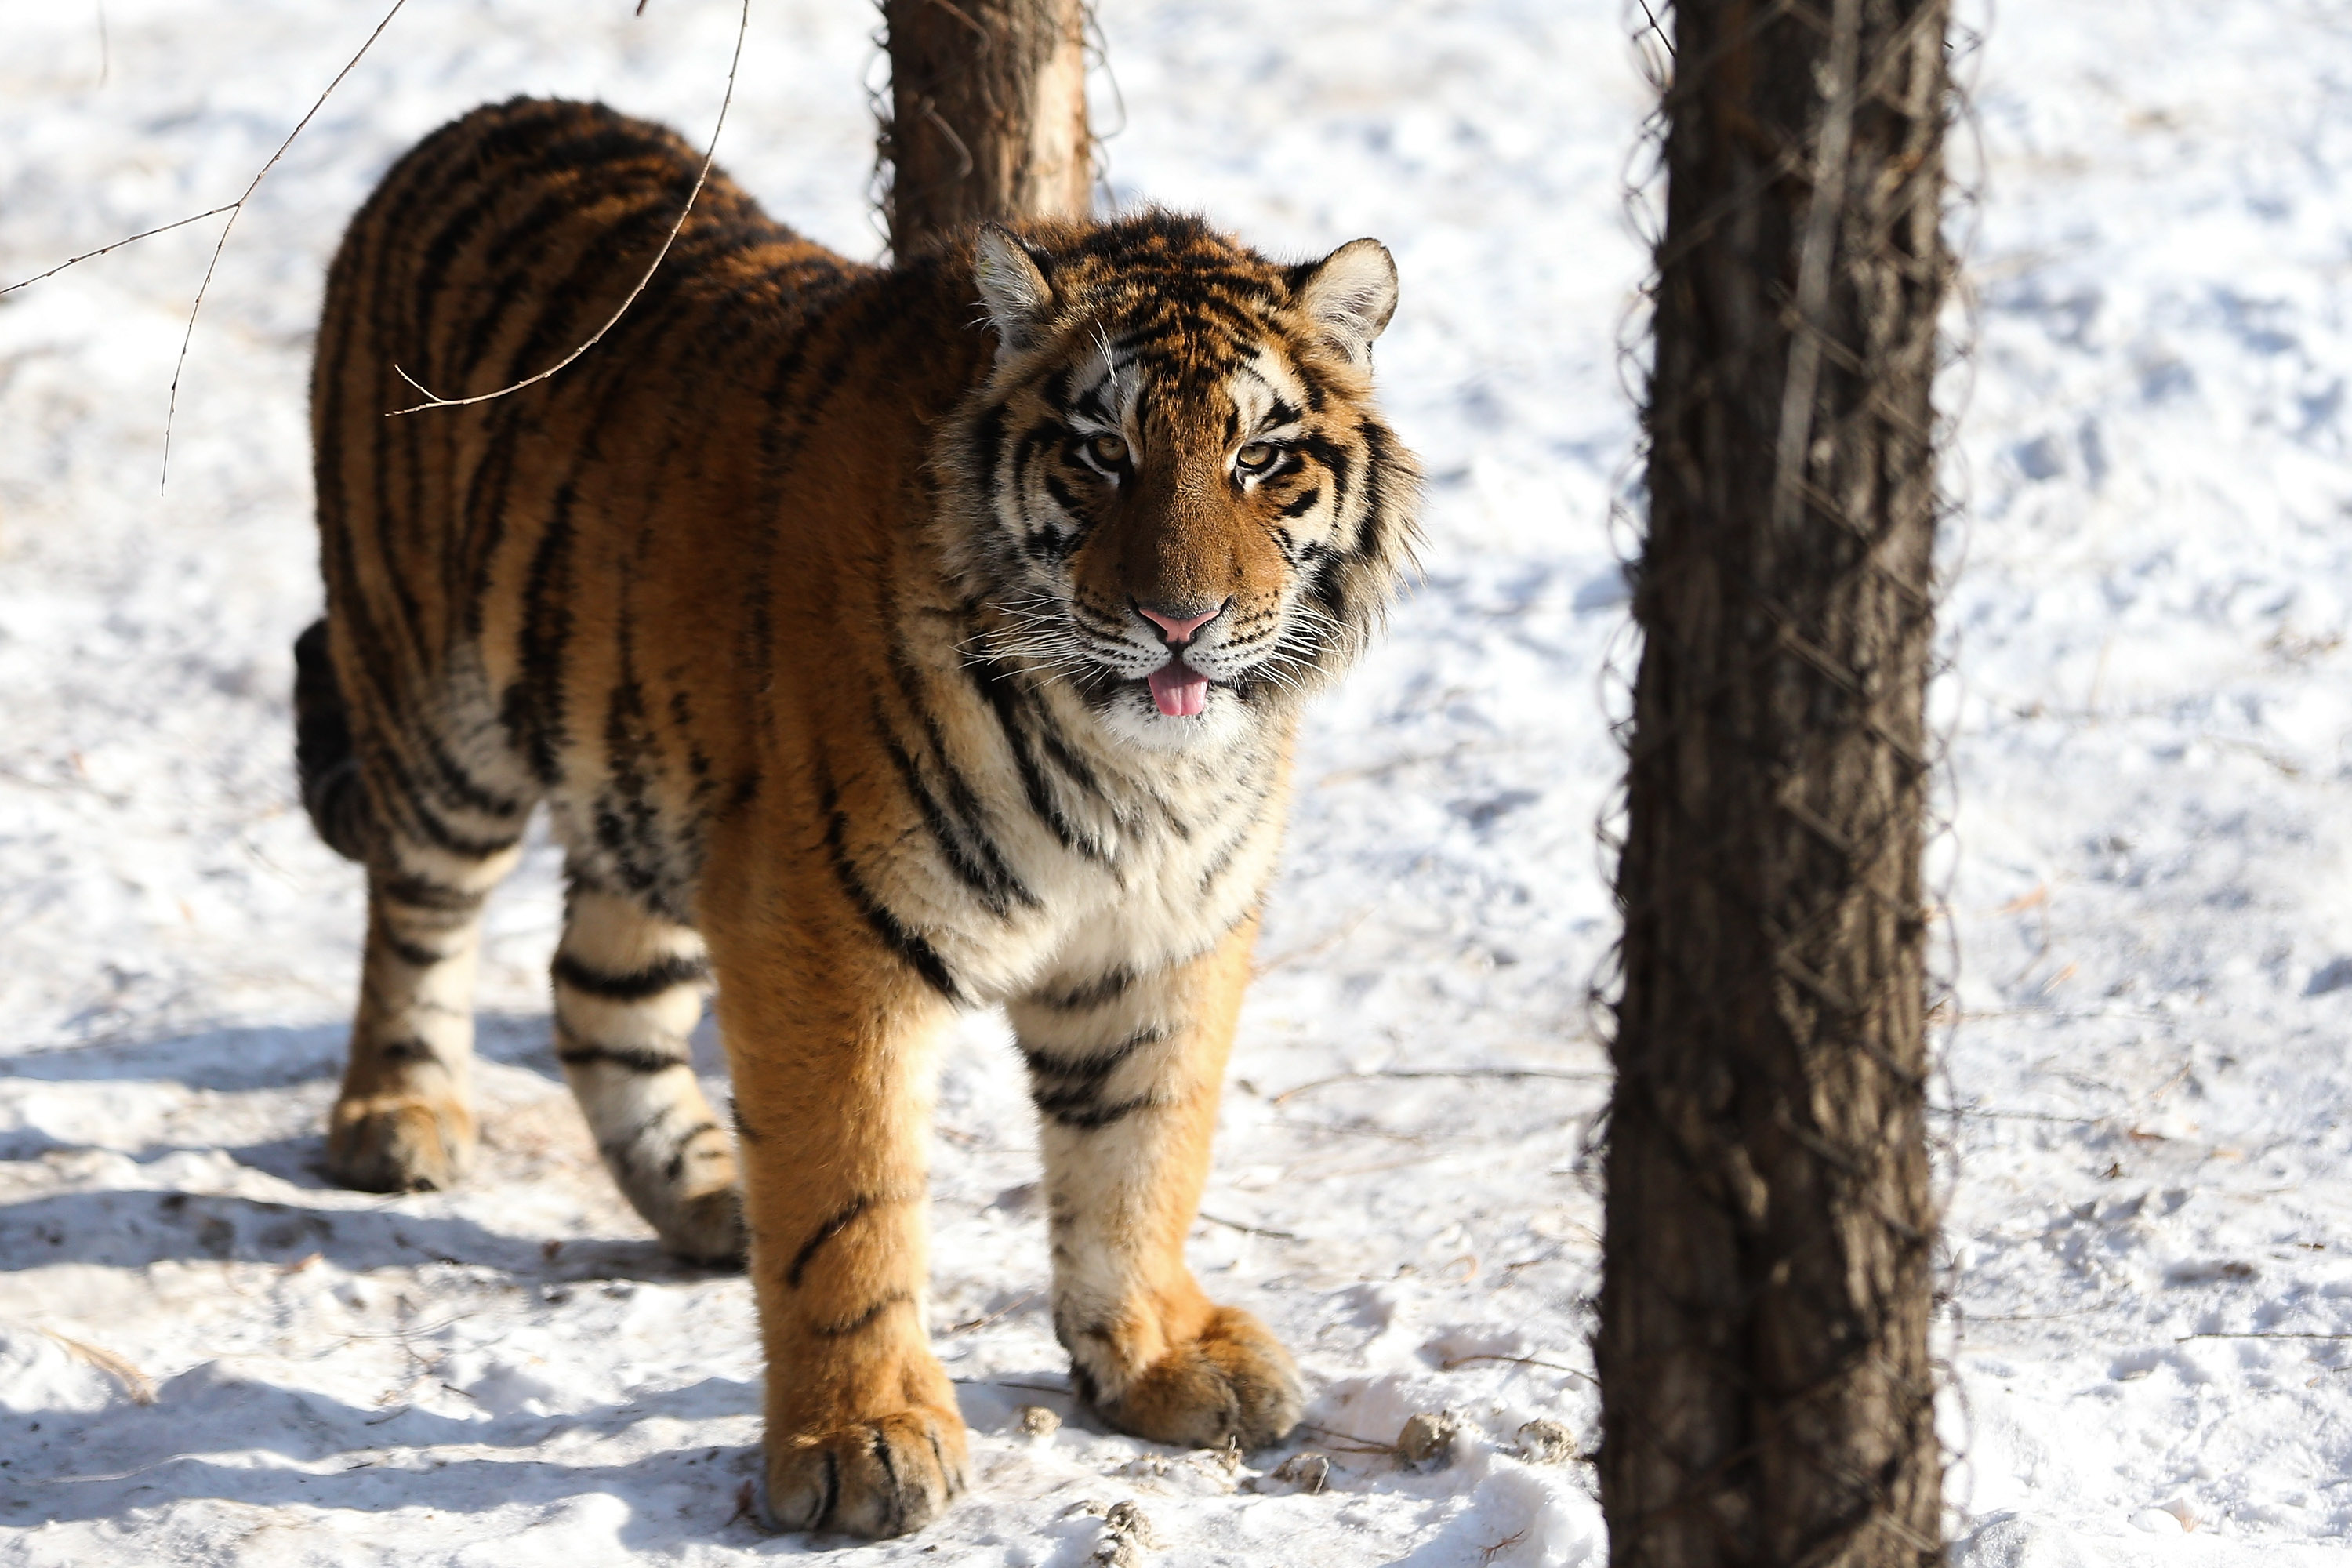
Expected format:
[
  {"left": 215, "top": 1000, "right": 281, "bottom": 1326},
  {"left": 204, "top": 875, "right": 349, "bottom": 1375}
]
[
  {"left": 656, "top": 1182, "right": 746, "bottom": 1266},
  {"left": 1086, "top": 1305, "right": 1304, "bottom": 1451},
  {"left": 327, "top": 1093, "right": 476, "bottom": 1192},
  {"left": 759, "top": 1405, "right": 969, "bottom": 1538}
]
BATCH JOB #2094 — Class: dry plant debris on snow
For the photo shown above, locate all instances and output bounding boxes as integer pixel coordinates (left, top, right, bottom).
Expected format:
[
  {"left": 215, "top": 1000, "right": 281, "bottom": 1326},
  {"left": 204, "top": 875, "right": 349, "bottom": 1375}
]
[{"left": 2, "top": 2, "right": 2350, "bottom": 1563}]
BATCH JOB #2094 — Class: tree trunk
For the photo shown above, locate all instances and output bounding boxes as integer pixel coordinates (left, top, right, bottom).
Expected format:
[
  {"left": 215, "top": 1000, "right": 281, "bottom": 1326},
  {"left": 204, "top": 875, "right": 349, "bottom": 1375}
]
[
  {"left": 879, "top": 0, "right": 1091, "bottom": 258},
  {"left": 1599, "top": 2, "right": 1951, "bottom": 1566}
]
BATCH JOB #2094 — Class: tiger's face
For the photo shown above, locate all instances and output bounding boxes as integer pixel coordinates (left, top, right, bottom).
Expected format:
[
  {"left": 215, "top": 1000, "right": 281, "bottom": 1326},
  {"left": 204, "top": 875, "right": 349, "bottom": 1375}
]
[{"left": 942, "top": 216, "right": 1421, "bottom": 751}]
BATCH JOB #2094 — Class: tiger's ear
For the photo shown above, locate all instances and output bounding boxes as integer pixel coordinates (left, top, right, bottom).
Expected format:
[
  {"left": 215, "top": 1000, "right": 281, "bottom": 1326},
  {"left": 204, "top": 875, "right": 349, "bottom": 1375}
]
[
  {"left": 1293, "top": 238, "right": 1399, "bottom": 365},
  {"left": 975, "top": 224, "right": 1055, "bottom": 361}
]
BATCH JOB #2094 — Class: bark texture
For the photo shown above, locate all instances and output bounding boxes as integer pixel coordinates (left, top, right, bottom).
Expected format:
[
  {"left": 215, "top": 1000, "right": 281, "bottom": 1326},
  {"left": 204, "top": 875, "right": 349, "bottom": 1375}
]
[
  {"left": 880, "top": 0, "right": 1091, "bottom": 258},
  {"left": 1599, "top": 2, "right": 1952, "bottom": 1566}
]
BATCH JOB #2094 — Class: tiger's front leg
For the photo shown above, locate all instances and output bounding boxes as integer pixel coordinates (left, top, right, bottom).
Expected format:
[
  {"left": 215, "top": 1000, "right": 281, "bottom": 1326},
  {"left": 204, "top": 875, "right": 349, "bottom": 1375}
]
[
  {"left": 1008, "top": 916, "right": 1304, "bottom": 1450},
  {"left": 712, "top": 927, "right": 968, "bottom": 1539}
]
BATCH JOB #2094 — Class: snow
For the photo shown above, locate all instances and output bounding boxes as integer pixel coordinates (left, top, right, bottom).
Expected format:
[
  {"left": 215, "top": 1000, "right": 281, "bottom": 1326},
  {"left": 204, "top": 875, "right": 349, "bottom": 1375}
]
[{"left": 1, "top": 0, "right": 2348, "bottom": 1562}]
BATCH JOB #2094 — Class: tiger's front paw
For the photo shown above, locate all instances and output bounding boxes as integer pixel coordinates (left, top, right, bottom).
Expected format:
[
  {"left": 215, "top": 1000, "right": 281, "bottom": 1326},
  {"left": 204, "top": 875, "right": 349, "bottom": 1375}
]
[
  {"left": 1083, "top": 1305, "right": 1303, "bottom": 1450},
  {"left": 327, "top": 1092, "right": 475, "bottom": 1192},
  {"left": 759, "top": 1404, "right": 969, "bottom": 1538}
]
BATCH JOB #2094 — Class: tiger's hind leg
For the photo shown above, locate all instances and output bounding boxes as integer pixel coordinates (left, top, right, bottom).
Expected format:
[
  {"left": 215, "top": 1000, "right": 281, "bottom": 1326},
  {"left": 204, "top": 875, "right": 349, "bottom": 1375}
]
[
  {"left": 552, "top": 871, "right": 743, "bottom": 1263},
  {"left": 329, "top": 837, "right": 522, "bottom": 1192},
  {"left": 303, "top": 619, "right": 532, "bottom": 1192}
]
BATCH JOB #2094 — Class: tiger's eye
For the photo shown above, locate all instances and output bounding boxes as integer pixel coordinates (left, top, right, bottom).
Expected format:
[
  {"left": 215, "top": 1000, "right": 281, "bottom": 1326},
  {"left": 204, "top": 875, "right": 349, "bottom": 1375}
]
[
  {"left": 1235, "top": 442, "right": 1276, "bottom": 472},
  {"left": 1088, "top": 434, "right": 1128, "bottom": 467}
]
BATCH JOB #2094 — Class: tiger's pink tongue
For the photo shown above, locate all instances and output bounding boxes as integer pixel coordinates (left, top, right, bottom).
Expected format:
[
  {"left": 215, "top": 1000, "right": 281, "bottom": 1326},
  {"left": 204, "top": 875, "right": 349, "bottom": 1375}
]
[{"left": 1148, "top": 663, "right": 1210, "bottom": 718}]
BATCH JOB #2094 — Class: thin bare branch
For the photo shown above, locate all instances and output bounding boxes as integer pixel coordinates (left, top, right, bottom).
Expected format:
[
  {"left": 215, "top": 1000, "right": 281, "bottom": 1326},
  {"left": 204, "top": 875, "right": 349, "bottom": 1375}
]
[
  {"left": 158, "top": 0, "right": 416, "bottom": 491},
  {"left": 0, "top": 203, "right": 238, "bottom": 299},
  {"left": 388, "top": 0, "right": 750, "bottom": 416}
]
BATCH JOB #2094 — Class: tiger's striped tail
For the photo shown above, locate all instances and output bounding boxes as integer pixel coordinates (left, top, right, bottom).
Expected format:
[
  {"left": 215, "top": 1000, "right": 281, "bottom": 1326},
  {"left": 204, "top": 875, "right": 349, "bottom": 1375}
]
[{"left": 292, "top": 618, "right": 372, "bottom": 861}]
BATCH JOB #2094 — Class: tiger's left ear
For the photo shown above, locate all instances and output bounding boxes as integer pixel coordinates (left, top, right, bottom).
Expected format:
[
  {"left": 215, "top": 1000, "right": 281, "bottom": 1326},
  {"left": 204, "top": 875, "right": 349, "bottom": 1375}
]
[
  {"left": 975, "top": 224, "right": 1056, "bottom": 363},
  {"left": 1293, "top": 238, "right": 1399, "bottom": 365}
]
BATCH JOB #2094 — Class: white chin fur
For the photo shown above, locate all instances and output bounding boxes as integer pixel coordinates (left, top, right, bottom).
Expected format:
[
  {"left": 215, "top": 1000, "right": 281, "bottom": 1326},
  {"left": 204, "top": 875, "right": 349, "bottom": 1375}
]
[{"left": 1094, "top": 682, "right": 1252, "bottom": 750}]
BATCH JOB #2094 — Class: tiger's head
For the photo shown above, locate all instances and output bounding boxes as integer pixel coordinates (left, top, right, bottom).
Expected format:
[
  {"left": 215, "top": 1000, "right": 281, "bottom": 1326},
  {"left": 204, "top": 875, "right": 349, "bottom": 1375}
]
[{"left": 938, "top": 213, "right": 1421, "bottom": 750}]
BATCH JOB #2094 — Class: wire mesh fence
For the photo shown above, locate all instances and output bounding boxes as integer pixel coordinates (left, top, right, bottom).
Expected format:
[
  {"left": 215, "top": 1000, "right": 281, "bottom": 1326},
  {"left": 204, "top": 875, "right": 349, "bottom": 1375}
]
[{"left": 1592, "top": 2, "right": 1968, "bottom": 1563}]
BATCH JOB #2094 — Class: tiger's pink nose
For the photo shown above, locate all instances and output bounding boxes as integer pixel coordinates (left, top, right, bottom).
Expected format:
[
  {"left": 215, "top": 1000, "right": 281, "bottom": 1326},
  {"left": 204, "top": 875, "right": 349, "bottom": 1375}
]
[{"left": 1137, "top": 603, "right": 1222, "bottom": 644}]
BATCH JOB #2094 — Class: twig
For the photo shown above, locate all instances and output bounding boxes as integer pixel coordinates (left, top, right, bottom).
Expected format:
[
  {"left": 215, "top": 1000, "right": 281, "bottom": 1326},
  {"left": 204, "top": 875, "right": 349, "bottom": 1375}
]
[
  {"left": 1296, "top": 1421, "right": 1400, "bottom": 1457},
  {"left": 951, "top": 1377, "right": 1072, "bottom": 1396},
  {"left": 1481, "top": 1527, "right": 1531, "bottom": 1566},
  {"left": 2176, "top": 1331, "right": 2352, "bottom": 1342},
  {"left": 389, "top": 0, "right": 750, "bottom": 414},
  {"left": 23, "top": 1324, "right": 156, "bottom": 1404},
  {"left": 1252, "top": 909, "right": 1370, "bottom": 978},
  {"left": 1271, "top": 1067, "right": 1606, "bottom": 1107},
  {"left": 1439, "top": 1352, "right": 1596, "bottom": 1387},
  {"left": 1197, "top": 1210, "right": 1301, "bottom": 1241},
  {"left": 0, "top": 204, "right": 238, "bottom": 299},
  {"left": 160, "top": 0, "right": 417, "bottom": 490},
  {"left": 946, "top": 1290, "right": 1040, "bottom": 1336}
]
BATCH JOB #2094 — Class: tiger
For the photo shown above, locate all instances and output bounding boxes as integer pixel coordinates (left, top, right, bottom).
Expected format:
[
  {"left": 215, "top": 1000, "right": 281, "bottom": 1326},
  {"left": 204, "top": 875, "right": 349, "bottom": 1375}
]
[{"left": 296, "top": 96, "right": 1418, "bottom": 1537}]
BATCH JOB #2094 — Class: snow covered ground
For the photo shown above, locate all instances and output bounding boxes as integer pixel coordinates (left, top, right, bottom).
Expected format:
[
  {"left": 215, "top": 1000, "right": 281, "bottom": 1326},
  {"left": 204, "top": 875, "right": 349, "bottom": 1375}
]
[{"left": 1, "top": 0, "right": 2348, "bottom": 1562}]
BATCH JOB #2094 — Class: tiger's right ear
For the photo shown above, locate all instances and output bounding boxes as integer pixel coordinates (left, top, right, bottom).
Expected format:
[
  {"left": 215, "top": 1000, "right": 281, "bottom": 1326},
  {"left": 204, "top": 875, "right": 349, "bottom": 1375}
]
[{"left": 975, "top": 225, "right": 1055, "bottom": 361}]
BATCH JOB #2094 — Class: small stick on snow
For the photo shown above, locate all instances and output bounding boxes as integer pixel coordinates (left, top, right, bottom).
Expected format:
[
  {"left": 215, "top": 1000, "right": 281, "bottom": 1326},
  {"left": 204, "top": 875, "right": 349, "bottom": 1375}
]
[
  {"left": 1196, "top": 1210, "right": 1301, "bottom": 1240},
  {"left": 1439, "top": 1352, "right": 1596, "bottom": 1386},
  {"left": 1271, "top": 1067, "right": 1606, "bottom": 1106}
]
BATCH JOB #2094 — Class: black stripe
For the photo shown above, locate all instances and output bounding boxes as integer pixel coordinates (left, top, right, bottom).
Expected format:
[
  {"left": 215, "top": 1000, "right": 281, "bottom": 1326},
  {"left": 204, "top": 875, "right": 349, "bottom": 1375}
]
[
  {"left": 1043, "top": 1094, "right": 1159, "bottom": 1132},
  {"left": 557, "top": 1040, "right": 690, "bottom": 1074},
  {"left": 552, "top": 950, "right": 710, "bottom": 1001},
  {"left": 964, "top": 655, "right": 1104, "bottom": 861},
  {"left": 1302, "top": 431, "right": 1355, "bottom": 508},
  {"left": 380, "top": 781, "right": 522, "bottom": 859},
  {"left": 967, "top": 400, "right": 1008, "bottom": 486},
  {"left": 871, "top": 1425, "right": 902, "bottom": 1536},
  {"left": 456, "top": 399, "right": 526, "bottom": 638},
  {"left": 1198, "top": 809, "right": 1264, "bottom": 896},
  {"left": 1020, "top": 1025, "right": 1164, "bottom": 1080},
  {"left": 382, "top": 931, "right": 452, "bottom": 969},
  {"left": 813, "top": 1291, "right": 912, "bottom": 1339},
  {"left": 1355, "top": 417, "right": 1399, "bottom": 560},
  {"left": 596, "top": 587, "right": 668, "bottom": 900},
  {"left": 662, "top": 1121, "right": 721, "bottom": 1183},
  {"left": 928, "top": 1428, "right": 953, "bottom": 1494},
  {"left": 881, "top": 644, "right": 1040, "bottom": 909},
  {"left": 503, "top": 482, "right": 579, "bottom": 784},
  {"left": 871, "top": 695, "right": 1029, "bottom": 918},
  {"left": 787, "top": 1196, "right": 871, "bottom": 1289},
  {"left": 486, "top": 188, "right": 687, "bottom": 392},
  {"left": 815, "top": 1449, "right": 840, "bottom": 1531},
  {"left": 816, "top": 766, "right": 966, "bottom": 1002},
  {"left": 378, "top": 1037, "right": 435, "bottom": 1063},
  {"left": 1026, "top": 1029, "right": 1169, "bottom": 1126},
  {"left": 1033, "top": 967, "right": 1134, "bottom": 1011},
  {"left": 378, "top": 874, "right": 484, "bottom": 914},
  {"left": 419, "top": 731, "right": 528, "bottom": 821}
]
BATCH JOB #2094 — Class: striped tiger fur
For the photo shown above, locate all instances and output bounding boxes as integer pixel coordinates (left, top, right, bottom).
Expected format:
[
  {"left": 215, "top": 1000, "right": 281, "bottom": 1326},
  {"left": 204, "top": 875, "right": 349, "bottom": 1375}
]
[{"left": 299, "top": 96, "right": 1418, "bottom": 1537}]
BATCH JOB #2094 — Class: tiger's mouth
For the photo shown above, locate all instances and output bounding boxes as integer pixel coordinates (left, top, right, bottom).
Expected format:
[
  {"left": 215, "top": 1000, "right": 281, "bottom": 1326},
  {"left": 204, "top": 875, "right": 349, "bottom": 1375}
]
[{"left": 1145, "top": 659, "right": 1210, "bottom": 718}]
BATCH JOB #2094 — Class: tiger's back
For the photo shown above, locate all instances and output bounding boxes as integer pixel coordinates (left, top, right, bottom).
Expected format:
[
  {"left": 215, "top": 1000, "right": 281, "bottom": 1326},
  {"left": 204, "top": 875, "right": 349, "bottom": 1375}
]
[
  {"left": 312, "top": 98, "right": 976, "bottom": 908},
  {"left": 303, "top": 96, "right": 1420, "bottom": 1538}
]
